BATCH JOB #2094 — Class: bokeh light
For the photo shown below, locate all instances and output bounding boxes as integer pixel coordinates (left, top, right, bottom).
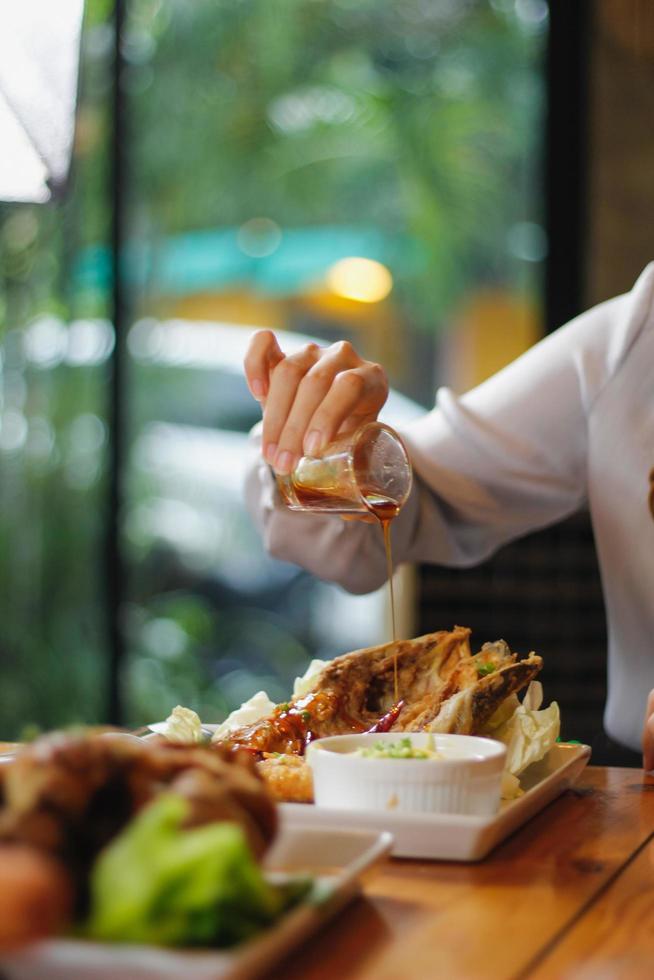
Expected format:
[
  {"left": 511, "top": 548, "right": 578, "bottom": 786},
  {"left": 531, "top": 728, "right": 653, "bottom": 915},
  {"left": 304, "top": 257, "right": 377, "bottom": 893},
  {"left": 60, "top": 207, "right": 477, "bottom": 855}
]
[
  {"left": 237, "top": 218, "right": 282, "bottom": 258},
  {"left": 326, "top": 256, "right": 393, "bottom": 303}
]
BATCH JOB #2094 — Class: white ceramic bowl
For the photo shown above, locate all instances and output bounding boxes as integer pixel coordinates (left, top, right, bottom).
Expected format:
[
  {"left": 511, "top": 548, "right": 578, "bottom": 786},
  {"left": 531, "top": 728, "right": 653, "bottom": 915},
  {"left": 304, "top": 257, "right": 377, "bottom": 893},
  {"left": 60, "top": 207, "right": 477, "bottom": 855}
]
[{"left": 307, "top": 732, "right": 506, "bottom": 816}]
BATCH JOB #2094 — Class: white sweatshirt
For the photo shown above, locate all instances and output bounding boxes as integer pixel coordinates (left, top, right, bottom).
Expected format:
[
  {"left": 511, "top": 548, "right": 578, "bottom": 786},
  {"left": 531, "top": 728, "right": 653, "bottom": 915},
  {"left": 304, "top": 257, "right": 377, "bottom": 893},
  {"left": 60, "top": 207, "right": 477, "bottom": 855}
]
[{"left": 245, "top": 263, "right": 654, "bottom": 751}]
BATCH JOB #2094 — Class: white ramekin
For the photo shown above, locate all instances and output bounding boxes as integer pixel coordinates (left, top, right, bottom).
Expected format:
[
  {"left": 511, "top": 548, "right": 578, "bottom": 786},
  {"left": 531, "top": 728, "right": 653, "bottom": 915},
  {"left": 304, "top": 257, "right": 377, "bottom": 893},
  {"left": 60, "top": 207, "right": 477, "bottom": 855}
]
[{"left": 307, "top": 732, "right": 506, "bottom": 816}]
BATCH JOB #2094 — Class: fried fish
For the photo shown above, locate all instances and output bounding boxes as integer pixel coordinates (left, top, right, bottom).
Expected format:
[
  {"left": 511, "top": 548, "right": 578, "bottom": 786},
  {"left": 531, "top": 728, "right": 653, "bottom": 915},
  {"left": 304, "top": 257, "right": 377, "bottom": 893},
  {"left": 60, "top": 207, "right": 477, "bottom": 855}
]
[{"left": 215, "top": 627, "right": 543, "bottom": 773}]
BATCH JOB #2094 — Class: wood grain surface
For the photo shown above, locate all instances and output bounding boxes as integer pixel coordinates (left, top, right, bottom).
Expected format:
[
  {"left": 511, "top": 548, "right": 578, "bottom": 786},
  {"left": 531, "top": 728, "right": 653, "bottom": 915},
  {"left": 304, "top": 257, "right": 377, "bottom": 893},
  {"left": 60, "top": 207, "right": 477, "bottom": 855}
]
[
  {"left": 265, "top": 768, "right": 654, "bottom": 980},
  {"left": 530, "top": 826, "right": 654, "bottom": 979}
]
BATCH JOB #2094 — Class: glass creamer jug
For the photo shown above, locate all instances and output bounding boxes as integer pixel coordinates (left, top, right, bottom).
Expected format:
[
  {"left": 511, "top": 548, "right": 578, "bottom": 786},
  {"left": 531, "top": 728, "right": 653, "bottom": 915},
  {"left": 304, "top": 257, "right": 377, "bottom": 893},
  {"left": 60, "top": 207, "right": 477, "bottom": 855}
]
[{"left": 276, "top": 421, "right": 413, "bottom": 519}]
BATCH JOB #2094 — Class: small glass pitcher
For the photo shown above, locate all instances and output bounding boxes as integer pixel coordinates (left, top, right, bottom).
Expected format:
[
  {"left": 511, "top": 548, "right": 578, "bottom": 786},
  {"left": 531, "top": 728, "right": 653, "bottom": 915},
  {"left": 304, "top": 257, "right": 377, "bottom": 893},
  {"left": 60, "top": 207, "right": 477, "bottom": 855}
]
[{"left": 276, "top": 421, "right": 413, "bottom": 519}]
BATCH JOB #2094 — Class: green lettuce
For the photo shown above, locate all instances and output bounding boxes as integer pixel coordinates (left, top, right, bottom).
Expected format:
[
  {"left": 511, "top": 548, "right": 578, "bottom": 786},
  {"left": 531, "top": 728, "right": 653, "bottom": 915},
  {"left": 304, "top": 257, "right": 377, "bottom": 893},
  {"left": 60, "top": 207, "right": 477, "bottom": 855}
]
[
  {"left": 491, "top": 681, "right": 560, "bottom": 782},
  {"left": 161, "top": 705, "right": 204, "bottom": 743},
  {"left": 86, "top": 794, "right": 307, "bottom": 948}
]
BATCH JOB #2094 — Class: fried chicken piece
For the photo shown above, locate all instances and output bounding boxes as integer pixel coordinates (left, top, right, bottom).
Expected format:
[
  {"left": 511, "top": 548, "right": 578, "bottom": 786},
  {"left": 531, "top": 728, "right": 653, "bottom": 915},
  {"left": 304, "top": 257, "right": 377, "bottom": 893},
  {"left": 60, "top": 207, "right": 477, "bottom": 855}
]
[
  {"left": 0, "top": 845, "right": 74, "bottom": 950},
  {"left": 257, "top": 755, "right": 314, "bottom": 804},
  {"left": 0, "top": 731, "right": 277, "bottom": 906}
]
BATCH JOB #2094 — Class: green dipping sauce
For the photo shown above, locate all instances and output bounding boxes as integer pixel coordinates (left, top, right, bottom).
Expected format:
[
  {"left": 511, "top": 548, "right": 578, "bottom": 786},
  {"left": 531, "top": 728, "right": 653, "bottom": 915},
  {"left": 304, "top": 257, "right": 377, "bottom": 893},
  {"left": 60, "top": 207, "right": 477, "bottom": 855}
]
[{"left": 353, "top": 735, "right": 442, "bottom": 760}]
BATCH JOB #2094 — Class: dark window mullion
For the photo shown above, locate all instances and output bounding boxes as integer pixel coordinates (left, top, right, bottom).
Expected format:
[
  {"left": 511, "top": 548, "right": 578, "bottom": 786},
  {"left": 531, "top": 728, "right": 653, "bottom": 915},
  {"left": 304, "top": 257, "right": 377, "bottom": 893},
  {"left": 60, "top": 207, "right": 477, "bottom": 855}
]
[
  {"left": 544, "top": 0, "right": 591, "bottom": 333},
  {"left": 106, "top": 0, "right": 129, "bottom": 724}
]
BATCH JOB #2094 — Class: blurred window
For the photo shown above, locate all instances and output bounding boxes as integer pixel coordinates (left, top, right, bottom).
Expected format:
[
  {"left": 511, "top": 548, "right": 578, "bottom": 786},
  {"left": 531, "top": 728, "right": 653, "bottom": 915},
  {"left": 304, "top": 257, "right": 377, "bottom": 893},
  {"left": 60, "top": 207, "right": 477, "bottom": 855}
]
[
  {"left": 0, "top": 0, "right": 111, "bottom": 736},
  {"left": 0, "top": 0, "right": 546, "bottom": 735}
]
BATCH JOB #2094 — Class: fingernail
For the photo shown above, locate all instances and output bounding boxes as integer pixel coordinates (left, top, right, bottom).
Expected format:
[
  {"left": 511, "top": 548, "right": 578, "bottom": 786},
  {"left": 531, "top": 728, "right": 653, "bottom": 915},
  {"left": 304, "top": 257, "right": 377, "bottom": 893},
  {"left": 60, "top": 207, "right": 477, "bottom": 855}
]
[
  {"left": 251, "top": 379, "right": 265, "bottom": 401},
  {"left": 304, "top": 430, "right": 322, "bottom": 455},
  {"left": 264, "top": 442, "right": 277, "bottom": 465},
  {"left": 274, "top": 450, "right": 295, "bottom": 475}
]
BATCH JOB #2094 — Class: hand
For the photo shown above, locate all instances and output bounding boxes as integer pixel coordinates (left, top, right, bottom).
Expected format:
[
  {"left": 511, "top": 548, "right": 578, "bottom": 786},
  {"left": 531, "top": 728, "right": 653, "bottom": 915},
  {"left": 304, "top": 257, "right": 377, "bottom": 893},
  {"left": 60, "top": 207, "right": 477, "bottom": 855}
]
[
  {"left": 642, "top": 689, "right": 654, "bottom": 771},
  {"left": 244, "top": 330, "right": 389, "bottom": 475}
]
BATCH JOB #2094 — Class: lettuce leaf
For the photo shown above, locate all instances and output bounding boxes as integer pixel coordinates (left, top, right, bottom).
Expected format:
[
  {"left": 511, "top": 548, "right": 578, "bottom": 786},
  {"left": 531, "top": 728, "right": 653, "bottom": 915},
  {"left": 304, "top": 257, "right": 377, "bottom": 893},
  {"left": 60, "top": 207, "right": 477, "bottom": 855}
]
[
  {"left": 212, "top": 691, "right": 277, "bottom": 740},
  {"left": 490, "top": 681, "right": 560, "bottom": 779},
  {"left": 293, "top": 659, "right": 329, "bottom": 698},
  {"left": 86, "top": 794, "right": 306, "bottom": 948},
  {"left": 161, "top": 705, "right": 203, "bottom": 743}
]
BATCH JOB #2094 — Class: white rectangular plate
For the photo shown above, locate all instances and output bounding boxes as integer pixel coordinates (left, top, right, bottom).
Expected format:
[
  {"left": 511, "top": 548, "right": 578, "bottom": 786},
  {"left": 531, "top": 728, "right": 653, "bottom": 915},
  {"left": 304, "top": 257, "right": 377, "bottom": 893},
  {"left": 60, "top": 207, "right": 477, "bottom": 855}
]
[
  {"left": 1, "top": 827, "right": 393, "bottom": 980},
  {"left": 281, "top": 743, "right": 591, "bottom": 861}
]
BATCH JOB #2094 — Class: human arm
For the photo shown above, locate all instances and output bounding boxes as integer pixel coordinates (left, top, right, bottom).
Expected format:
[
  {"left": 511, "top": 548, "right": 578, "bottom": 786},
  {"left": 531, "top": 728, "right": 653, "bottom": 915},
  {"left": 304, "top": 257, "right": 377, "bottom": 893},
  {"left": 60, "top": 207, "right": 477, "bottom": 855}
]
[
  {"left": 241, "top": 312, "right": 593, "bottom": 593},
  {"left": 244, "top": 267, "right": 652, "bottom": 593}
]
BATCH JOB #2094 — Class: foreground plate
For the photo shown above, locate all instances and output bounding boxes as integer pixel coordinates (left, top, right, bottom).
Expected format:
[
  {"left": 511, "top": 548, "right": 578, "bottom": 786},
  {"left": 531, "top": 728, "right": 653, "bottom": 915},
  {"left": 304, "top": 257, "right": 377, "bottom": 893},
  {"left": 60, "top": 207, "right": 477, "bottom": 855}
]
[
  {"left": 281, "top": 743, "right": 591, "bottom": 861},
  {"left": 1, "top": 827, "right": 392, "bottom": 980}
]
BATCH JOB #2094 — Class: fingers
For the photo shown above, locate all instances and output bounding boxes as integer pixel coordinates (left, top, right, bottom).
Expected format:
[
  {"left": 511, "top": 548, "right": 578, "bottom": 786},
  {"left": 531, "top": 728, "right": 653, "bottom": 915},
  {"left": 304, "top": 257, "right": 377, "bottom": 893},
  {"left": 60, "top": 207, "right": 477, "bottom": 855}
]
[
  {"left": 243, "top": 332, "right": 390, "bottom": 476},
  {"left": 244, "top": 330, "right": 285, "bottom": 402},
  {"left": 269, "top": 343, "right": 388, "bottom": 475},
  {"left": 306, "top": 361, "right": 388, "bottom": 446},
  {"left": 271, "top": 341, "right": 362, "bottom": 468},
  {"left": 262, "top": 343, "right": 322, "bottom": 468},
  {"left": 642, "top": 689, "right": 654, "bottom": 771}
]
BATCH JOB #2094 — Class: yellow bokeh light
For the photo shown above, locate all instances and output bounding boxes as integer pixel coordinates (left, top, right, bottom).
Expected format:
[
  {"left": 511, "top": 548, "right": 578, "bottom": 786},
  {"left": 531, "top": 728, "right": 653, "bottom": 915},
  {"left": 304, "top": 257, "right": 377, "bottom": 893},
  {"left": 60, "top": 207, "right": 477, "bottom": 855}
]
[{"left": 326, "top": 257, "right": 393, "bottom": 304}]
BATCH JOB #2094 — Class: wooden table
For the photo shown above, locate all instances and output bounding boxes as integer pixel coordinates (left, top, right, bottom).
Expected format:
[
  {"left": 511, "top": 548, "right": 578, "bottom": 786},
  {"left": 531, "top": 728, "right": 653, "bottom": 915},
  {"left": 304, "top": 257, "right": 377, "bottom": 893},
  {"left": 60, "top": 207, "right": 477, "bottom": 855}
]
[{"left": 267, "top": 767, "right": 654, "bottom": 979}]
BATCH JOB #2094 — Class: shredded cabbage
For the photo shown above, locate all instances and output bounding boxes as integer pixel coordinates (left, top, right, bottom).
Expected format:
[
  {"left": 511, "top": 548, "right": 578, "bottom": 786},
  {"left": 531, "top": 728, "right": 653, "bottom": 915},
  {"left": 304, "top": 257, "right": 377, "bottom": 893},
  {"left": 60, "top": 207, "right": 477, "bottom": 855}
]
[
  {"left": 211, "top": 691, "right": 277, "bottom": 740},
  {"left": 490, "top": 681, "right": 560, "bottom": 796},
  {"left": 161, "top": 706, "right": 203, "bottom": 744},
  {"left": 500, "top": 770, "right": 523, "bottom": 800},
  {"left": 293, "top": 659, "right": 329, "bottom": 698}
]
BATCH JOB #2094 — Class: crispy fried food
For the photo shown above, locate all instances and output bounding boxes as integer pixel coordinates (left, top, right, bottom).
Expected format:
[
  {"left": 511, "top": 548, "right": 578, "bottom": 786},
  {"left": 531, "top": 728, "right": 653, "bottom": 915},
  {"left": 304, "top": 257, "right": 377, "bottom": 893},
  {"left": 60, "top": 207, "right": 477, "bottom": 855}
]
[
  {"left": 167, "top": 762, "right": 278, "bottom": 852},
  {"left": 0, "top": 730, "right": 277, "bottom": 909},
  {"left": 0, "top": 845, "right": 74, "bottom": 951},
  {"left": 214, "top": 627, "right": 472, "bottom": 755},
  {"left": 215, "top": 627, "right": 542, "bottom": 767},
  {"left": 398, "top": 643, "right": 543, "bottom": 734},
  {"left": 257, "top": 754, "right": 314, "bottom": 804}
]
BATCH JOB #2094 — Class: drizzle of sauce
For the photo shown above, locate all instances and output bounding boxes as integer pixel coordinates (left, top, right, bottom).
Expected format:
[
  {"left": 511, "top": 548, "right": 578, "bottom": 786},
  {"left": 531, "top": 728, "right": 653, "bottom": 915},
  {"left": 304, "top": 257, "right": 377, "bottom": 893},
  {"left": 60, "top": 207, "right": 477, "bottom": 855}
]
[
  {"left": 364, "top": 494, "right": 401, "bottom": 702},
  {"left": 282, "top": 475, "right": 403, "bottom": 703}
]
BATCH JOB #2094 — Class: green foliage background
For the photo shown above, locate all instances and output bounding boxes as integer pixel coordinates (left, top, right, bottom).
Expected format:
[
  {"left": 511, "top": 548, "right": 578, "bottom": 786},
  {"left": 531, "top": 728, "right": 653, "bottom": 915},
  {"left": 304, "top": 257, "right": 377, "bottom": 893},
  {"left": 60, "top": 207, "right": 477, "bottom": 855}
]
[{"left": 0, "top": 0, "right": 545, "bottom": 737}]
